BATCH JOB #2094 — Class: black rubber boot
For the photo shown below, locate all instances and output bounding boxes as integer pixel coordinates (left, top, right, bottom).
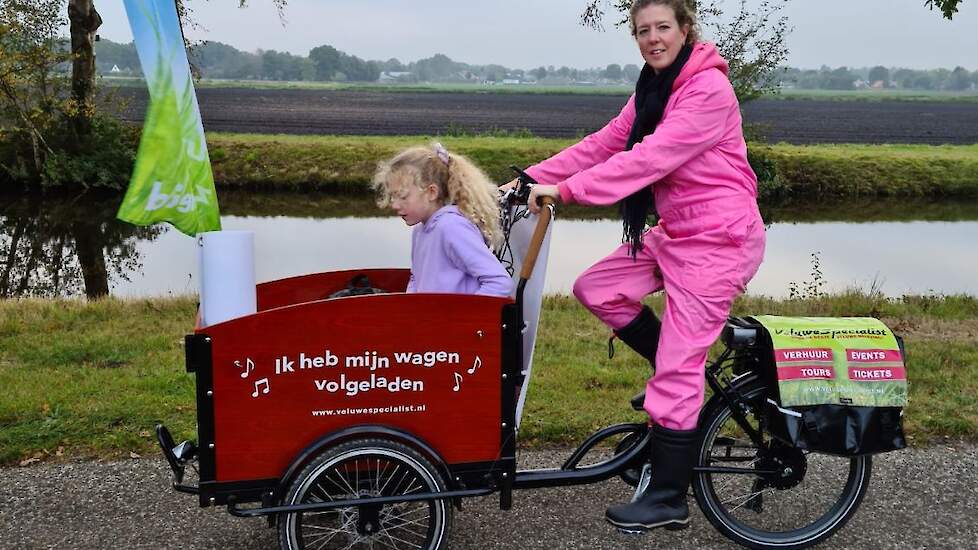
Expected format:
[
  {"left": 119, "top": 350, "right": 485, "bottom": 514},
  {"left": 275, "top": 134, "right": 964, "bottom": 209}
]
[
  {"left": 606, "top": 425, "right": 699, "bottom": 531},
  {"left": 613, "top": 305, "right": 661, "bottom": 364},
  {"left": 612, "top": 306, "right": 661, "bottom": 411}
]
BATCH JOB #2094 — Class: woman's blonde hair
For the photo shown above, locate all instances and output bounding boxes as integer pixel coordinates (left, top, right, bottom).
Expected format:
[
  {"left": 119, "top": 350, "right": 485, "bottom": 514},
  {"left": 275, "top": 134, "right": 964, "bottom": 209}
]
[
  {"left": 629, "top": 0, "right": 700, "bottom": 45},
  {"left": 372, "top": 143, "right": 503, "bottom": 247}
]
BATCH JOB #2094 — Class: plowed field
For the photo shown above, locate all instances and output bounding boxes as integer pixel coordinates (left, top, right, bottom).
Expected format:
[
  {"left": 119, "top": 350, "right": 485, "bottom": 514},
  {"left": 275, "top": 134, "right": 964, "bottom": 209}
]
[{"left": 111, "top": 87, "right": 978, "bottom": 145}]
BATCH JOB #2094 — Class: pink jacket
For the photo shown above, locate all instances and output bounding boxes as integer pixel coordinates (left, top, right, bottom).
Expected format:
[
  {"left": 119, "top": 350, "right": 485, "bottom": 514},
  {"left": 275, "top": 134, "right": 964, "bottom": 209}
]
[{"left": 525, "top": 43, "right": 757, "bottom": 215}]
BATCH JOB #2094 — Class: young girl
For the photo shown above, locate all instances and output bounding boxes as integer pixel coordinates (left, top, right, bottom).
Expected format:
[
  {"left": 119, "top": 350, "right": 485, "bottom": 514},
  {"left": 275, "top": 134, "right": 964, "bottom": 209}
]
[{"left": 372, "top": 143, "right": 513, "bottom": 297}]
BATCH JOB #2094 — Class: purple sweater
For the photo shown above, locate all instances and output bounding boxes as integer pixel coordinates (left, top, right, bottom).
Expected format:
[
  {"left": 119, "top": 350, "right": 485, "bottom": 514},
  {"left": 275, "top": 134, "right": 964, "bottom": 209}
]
[{"left": 406, "top": 205, "right": 513, "bottom": 297}]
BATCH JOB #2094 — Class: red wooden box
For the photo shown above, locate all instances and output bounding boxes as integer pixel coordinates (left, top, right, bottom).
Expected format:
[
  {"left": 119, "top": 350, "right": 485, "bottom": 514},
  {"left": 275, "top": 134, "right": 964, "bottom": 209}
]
[{"left": 186, "top": 269, "right": 520, "bottom": 504}]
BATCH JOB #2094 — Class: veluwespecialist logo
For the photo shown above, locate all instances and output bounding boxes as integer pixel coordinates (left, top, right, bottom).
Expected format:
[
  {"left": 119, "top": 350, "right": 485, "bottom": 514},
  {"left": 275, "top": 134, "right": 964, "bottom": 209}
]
[{"left": 774, "top": 327, "right": 888, "bottom": 339}]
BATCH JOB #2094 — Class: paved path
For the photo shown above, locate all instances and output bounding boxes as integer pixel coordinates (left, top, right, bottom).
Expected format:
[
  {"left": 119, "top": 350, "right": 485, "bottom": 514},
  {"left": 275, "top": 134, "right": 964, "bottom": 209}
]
[{"left": 3, "top": 445, "right": 976, "bottom": 549}]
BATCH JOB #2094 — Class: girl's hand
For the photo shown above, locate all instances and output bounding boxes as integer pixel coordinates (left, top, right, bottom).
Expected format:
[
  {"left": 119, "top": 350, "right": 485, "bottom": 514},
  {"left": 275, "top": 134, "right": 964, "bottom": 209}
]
[{"left": 528, "top": 184, "right": 560, "bottom": 214}]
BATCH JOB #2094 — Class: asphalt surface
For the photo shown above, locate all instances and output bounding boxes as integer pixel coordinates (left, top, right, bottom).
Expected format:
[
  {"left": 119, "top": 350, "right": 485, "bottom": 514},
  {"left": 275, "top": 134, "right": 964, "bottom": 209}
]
[{"left": 3, "top": 445, "right": 977, "bottom": 549}]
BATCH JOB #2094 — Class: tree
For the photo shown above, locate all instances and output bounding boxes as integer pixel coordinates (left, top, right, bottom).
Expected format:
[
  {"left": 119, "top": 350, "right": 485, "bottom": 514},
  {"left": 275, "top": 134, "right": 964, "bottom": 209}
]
[
  {"left": 623, "top": 63, "right": 641, "bottom": 82},
  {"left": 377, "top": 58, "right": 404, "bottom": 72},
  {"left": 412, "top": 53, "right": 458, "bottom": 81},
  {"left": 0, "top": 0, "right": 70, "bottom": 179},
  {"left": 67, "top": 0, "right": 101, "bottom": 140},
  {"left": 533, "top": 66, "right": 548, "bottom": 80},
  {"left": 949, "top": 66, "right": 971, "bottom": 90},
  {"left": 580, "top": 0, "right": 792, "bottom": 103},
  {"left": 308, "top": 44, "right": 342, "bottom": 80},
  {"left": 912, "top": 73, "right": 934, "bottom": 90},
  {"left": 602, "top": 63, "right": 621, "bottom": 80},
  {"left": 925, "top": 0, "right": 965, "bottom": 19},
  {"left": 931, "top": 67, "right": 952, "bottom": 89},
  {"left": 483, "top": 64, "right": 507, "bottom": 82},
  {"left": 868, "top": 66, "right": 890, "bottom": 86},
  {"left": 824, "top": 66, "right": 856, "bottom": 90},
  {"left": 892, "top": 68, "right": 916, "bottom": 89}
]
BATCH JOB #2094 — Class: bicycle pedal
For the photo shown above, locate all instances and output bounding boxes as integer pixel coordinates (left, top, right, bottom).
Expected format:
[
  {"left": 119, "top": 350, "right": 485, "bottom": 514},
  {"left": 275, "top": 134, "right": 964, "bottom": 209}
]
[{"left": 616, "top": 527, "right": 646, "bottom": 536}]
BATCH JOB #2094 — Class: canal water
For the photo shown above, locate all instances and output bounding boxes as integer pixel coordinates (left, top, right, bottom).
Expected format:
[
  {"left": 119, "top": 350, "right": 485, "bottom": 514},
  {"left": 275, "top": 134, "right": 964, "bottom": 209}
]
[
  {"left": 115, "top": 215, "right": 978, "bottom": 298},
  {"left": 2, "top": 192, "right": 976, "bottom": 299}
]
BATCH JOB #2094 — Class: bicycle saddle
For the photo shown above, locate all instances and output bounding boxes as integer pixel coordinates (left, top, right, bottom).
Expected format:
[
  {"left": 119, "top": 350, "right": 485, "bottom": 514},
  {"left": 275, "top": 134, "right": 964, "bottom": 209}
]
[{"left": 722, "top": 316, "right": 758, "bottom": 350}]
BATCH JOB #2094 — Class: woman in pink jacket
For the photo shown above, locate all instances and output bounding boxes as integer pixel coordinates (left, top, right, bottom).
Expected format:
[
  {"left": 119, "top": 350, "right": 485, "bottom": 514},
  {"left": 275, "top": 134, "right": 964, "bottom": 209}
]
[{"left": 513, "top": 0, "right": 765, "bottom": 533}]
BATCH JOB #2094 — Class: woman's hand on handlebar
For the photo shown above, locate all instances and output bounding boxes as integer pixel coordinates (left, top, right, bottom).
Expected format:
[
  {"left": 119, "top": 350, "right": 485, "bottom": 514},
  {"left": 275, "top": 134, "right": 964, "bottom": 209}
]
[
  {"left": 498, "top": 178, "right": 519, "bottom": 194},
  {"left": 528, "top": 184, "right": 560, "bottom": 214}
]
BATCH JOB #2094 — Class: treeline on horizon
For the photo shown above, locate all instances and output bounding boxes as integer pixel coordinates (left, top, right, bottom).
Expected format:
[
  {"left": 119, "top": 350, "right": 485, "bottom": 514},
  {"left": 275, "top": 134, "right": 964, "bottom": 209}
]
[{"left": 95, "top": 39, "right": 978, "bottom": 91}]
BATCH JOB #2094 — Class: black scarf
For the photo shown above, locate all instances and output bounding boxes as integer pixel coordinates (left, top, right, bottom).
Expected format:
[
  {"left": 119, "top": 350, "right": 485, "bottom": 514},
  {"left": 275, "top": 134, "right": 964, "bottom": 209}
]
[{"left": 621, "top": 44, "right": 693, "bottom": 256}]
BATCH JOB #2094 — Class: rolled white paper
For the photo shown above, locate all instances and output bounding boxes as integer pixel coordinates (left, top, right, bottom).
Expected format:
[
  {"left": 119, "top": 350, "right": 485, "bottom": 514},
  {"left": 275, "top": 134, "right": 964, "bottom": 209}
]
[{"left": 198, "top": 230, "right": 257, "bottom": 327}]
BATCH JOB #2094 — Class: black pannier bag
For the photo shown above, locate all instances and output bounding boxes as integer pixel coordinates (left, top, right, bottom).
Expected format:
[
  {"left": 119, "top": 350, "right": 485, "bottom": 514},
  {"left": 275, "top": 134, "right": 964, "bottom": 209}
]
[{"left": 735, "top": 316, "right": 908, "bottom": 456}]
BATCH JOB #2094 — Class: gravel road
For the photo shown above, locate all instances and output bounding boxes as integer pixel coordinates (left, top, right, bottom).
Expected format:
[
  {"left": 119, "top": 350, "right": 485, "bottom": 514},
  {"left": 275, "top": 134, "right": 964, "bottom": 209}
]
[{"left": 3, "top": 445, "right": 976, "bottom": 549}]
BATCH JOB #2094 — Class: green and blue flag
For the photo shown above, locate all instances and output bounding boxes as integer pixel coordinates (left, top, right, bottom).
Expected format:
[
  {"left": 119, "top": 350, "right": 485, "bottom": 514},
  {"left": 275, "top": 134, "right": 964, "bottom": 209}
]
[{"left": 117, "top": 0, "right": 220, "bottom": 237}]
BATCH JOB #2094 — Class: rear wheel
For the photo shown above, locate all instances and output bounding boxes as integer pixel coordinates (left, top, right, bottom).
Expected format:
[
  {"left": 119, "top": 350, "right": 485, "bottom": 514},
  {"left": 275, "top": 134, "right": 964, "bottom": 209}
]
[
  {"left": 278, "top": 438, "right": 452, "bottom": 550},
  {"left": 693, "top": 377, "right": 872, "bottom": 549}
]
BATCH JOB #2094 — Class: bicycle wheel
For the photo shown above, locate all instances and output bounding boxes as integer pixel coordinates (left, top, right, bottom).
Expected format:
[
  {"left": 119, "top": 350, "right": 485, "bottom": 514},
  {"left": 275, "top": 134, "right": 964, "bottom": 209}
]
[
  {"left": 278, "top": 438, "right": 453, "bottom": 550},
  {"left": 693, "top": 376, "right": 872, "bottom": 550}
]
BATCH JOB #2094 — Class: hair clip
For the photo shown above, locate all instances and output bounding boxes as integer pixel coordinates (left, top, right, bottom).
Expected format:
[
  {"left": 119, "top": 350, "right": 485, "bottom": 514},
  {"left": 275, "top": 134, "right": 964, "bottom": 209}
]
[{"left": 433, "top": 142, "right": 451, "bottom": 166}]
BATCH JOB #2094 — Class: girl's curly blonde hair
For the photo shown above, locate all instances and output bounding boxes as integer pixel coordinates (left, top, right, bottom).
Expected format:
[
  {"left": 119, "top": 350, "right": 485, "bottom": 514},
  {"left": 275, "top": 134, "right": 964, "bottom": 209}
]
[{"left": 372, "top": 143, "right": 503, "bottom": 247}]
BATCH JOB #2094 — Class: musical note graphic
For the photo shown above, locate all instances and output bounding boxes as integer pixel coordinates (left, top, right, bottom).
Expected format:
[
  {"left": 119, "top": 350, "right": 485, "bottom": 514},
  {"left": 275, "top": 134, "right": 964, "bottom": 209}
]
[
  {"left": 251, "top": 378, "right": 270, "bottom": 398},
  {"left": 235, "top": 358, "right": 255, "bottom": 379},
  {"left": 452, "top": 372, "right": 463, "bottom": 392},
  {"left": 467, "top": 355, "right": 482, "bottom": 375}
]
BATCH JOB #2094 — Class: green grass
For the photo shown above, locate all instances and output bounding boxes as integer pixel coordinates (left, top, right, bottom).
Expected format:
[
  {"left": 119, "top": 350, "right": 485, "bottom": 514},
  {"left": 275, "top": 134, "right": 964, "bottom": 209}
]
[
  {"left": 205, "top": 132, "right": 978, "bottom": 198},
  {"left": 207, "top": 133, "right": 576, "bottom": 191},
  {"left": 1, "top": 292, "right": 976, "bottom": 464},
  {"left": 0, "top": 298, "right": 198, "bottom": 464},
  {"left": 755, "top": 142, "right": 978, "bottom": 198}
]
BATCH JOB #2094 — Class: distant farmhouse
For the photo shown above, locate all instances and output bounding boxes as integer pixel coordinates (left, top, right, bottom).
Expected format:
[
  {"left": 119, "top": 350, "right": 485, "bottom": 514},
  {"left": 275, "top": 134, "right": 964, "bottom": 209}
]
[{"left": 379, "top": 71, "right": 414, "bottom": 83}]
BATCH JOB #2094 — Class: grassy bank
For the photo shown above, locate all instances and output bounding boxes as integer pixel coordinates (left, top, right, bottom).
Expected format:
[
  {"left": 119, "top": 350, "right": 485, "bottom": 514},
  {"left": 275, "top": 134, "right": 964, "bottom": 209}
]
[
  {"left": 2, "top": 292, "right": 976, "bottom": 465},
  {"left": 752, "top": 143, "right": 978, "bottom": 198},
  {"left": 206, "top": 133, "right": 978, "bottom": 198}
]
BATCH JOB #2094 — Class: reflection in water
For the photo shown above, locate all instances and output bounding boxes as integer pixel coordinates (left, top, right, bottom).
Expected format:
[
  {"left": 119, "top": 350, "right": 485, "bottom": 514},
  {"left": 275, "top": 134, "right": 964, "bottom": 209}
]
[
  {"left": 3, "top": 192, "right": 977, "bottom": 299},
  {"left": 109, "top": 215, "right": 978, "bottom": 299},
  {"left": 0, "top": 193, "right": 162, "bottom": 299}
]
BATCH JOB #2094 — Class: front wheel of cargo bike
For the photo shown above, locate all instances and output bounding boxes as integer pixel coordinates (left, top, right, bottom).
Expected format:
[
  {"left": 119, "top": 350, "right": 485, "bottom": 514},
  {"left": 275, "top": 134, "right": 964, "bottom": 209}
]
[
  {"left": 692, "top": 377, "right": 872, "bottom": 550},
  {"left": 278, "top": 438, "right": 453, "bottom": 550}
]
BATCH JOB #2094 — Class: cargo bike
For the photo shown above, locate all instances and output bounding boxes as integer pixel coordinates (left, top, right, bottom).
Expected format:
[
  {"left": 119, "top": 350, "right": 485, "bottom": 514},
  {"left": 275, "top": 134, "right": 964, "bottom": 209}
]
[{"left": 157, "top": 173, "right": 907, "bottom": 549}]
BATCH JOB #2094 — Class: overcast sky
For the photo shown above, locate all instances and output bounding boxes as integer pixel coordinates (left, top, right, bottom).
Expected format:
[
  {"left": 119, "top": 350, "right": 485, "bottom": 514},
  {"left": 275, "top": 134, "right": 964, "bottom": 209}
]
[{"left": 96, "top": 0, "right": 978, "bottom": 71}]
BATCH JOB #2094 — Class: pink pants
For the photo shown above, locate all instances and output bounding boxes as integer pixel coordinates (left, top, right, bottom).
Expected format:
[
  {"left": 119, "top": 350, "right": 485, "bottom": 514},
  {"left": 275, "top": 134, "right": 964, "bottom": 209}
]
[{"left": 573, "top": 197, "right": 766, "bottom": 430}]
